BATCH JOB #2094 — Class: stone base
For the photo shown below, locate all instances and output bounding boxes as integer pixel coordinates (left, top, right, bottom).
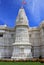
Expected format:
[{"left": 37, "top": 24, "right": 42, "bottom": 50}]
[
  {"left": 11, "top": 45, "right": 33, "bottom": 60},
  {"left": 11, "top": 57, "right": 32, "bottom": 60}
]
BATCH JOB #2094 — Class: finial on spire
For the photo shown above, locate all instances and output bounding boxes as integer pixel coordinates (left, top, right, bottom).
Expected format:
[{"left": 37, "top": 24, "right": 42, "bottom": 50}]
[{"left": 21, "top": 0, "right": 26, "bottom": 8}]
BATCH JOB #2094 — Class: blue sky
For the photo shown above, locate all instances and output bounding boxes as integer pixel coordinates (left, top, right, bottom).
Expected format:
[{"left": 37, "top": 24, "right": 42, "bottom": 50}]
[{"left": 0, "top": 0, "right": 44, "bottom": 28}]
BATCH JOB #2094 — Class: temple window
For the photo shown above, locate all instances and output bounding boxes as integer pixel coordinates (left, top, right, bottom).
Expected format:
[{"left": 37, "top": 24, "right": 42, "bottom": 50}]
[
  {"left": 11, "top": 34, "right": 14, "bottom": 37},
  {"left": 29, "top": 34, "right": 31, "bottom": 37},
  {"left": 0, "top": 34, "right": 3, "bottom": 37}
]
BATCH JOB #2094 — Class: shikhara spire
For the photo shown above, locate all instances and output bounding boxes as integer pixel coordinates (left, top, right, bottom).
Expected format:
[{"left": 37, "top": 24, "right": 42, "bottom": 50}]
[
  {"left": 16, "top": 0, "right": 29, "bottom": 26},
  {"left": 16, "top": 6, "right": 29, "bottom": 26},
  {"left": 11, "top": 1, "right": 32, "bottom": 59},
  {"left": 11, "top": 0, "right": 32, "bottom": 60}
]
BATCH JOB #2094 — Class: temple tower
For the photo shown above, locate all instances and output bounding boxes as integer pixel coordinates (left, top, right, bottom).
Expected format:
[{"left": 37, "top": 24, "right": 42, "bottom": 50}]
[{"left": 11, "top": 7, "right": 32, "bottom": 60}]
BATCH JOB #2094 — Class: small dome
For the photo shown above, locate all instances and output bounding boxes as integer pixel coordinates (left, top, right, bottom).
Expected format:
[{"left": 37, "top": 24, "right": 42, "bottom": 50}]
[{"left": 4, "top": 24, "right": 7, "bottom": 27}]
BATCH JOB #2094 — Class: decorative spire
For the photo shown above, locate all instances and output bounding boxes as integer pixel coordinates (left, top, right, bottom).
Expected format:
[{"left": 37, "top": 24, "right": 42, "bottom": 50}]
[
  {"left": 16, "top": 6, "right": 29, "bottom": 26},
  {"left": 21, "top": 0, "right": 26, "bottom": 8}
]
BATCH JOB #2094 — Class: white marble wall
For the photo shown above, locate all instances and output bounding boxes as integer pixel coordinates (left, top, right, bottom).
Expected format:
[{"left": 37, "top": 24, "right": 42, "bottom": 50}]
[
  {"left": 0, "top": 30, "right": 15, "bottom": 58},
  {"left": 29, "top": 29, "right": 40, "bottom": 58},
  {"left": 0, "top": 30, "right": 5, "bottom": 58},
  {"left": 40, "top": 27, "right": 44, "bottom": 58}
]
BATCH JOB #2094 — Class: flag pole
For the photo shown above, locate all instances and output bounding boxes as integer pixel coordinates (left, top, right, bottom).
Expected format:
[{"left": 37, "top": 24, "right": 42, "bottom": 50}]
[{"left": 21, "top": 0, "right": 26, "bottom": 8}]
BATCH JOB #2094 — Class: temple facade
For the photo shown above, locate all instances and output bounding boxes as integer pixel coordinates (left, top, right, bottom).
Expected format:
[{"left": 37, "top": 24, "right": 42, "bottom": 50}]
[{"left": 0, "top": 7, "right": 44, "bottom": 59}]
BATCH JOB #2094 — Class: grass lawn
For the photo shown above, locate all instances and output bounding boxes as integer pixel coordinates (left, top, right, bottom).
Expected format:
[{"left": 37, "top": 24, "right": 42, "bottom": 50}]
[{"left": 0, "top": 62, "right": 44, "bottom": 65}]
